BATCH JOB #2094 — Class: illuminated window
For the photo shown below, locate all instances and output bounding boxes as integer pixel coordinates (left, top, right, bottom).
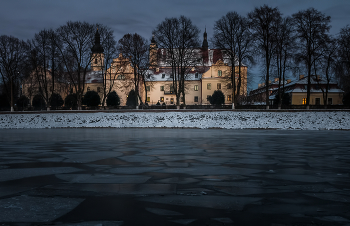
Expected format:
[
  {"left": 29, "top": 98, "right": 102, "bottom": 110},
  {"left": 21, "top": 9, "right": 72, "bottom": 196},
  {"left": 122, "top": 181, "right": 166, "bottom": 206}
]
[
  {"left": 160, "top": 86, "right": 164, "bottom": 91},
  {"left": 194, "top": 85, "right": 198, "bottom": 91},
  {"left": 146, "top": 97, "right": 150, "bottom": 102},
  {"left": 302, "top": 98, "right": 306, "bottom": 105},
  {"left": 207, "top": 83, "right": 211, "bottom": 90},
  {"left": 227, "top": 95, "right": 232, "bottom": 101},
  {"left": 160, "top": 97, "right": 164, "bottom": 102},
  {"left": 218, "top": 70, "right": 222, "bottom": 77},
  {"left": 217, "top": 83, "right": 221, "bottom": 90}
]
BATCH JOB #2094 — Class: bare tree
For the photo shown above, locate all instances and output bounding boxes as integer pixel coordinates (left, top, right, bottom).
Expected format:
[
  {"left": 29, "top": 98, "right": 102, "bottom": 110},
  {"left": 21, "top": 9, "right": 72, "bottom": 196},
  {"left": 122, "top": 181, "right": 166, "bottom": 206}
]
[
  {"left": 212, "top": 11, "right": 254, "bottom": 107},
  {"left": 0, "top": 35, "right": 29, "bottom": 111},
  {"left": 117, "top": 33, "right": 150, "bottom": 107},
  {"left": 317, "top": 36, "right": 338, "bottom": 108},
  {"left": 336, "top": 25, "right": 350, "bottom": 99},
  {"left": 56, "top": 21, "right": 95, "bottom": 110},
  {"left": 92, "top": 24, "right": 120, "bottom": 108},
  {"left": 29, "top": 29, "right": 63, "bottom": 110},
  {"left": 292, "top": 8, "right": 331, "bottom": 109},
  {"left": 153, "top": 16, "right": 201, "bottom": 107},
  {"left": 248, "top": 5, "right": 282, "bottom": 109},
  {"left": 272, "top": 16, "right": 295, "bottom": 109}
]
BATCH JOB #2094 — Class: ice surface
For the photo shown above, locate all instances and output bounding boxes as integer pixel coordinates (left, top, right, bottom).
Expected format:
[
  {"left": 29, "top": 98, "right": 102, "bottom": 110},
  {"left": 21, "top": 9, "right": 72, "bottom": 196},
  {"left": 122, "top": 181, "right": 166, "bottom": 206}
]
[
  {"left": 0, "top": 167, "right": 81, "bottom": 182},
  {"left": 145, "top": 207, "right": 183, "bottom": 216},
  {"left": 0, "top": 195, "right": 83, "bottom": 222},
  {"left": 56, "top": 173, "right": 151, "bottom": 183},
  {"left": 139, "top": 195, "right": 261, "bottom": 210}
]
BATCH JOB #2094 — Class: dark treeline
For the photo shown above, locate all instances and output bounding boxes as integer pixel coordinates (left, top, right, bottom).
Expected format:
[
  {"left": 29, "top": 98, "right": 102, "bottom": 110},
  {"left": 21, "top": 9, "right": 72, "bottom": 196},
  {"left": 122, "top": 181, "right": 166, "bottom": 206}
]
[{"left": 1, "top": 5, "right": 350, "bottom": 111}]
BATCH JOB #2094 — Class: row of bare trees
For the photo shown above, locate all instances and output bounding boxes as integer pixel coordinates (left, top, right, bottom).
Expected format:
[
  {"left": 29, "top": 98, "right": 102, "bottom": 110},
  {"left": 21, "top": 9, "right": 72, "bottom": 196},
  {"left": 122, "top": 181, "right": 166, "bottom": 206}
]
[
  {"left": 212, "top": 5, "right": 350, "bottom": 109},
  {"left": 1, "top": 6, "right": 350, "bottom": 111},
  {"left": 0, "top": 21, "right": 152, "bottom": 111}
]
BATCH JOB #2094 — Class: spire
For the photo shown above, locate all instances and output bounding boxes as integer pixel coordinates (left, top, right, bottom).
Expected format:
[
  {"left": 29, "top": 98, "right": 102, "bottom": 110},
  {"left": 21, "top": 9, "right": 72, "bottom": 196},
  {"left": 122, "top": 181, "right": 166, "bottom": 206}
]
[
  {"left": 91, "top": 27, "right": 104, "bottom": 53},
  {"left": 202, "top": 26, "right": 208, "bottom": 49},
  {"left": 151, "top": 34, "right": 157, "bottom": 48}
]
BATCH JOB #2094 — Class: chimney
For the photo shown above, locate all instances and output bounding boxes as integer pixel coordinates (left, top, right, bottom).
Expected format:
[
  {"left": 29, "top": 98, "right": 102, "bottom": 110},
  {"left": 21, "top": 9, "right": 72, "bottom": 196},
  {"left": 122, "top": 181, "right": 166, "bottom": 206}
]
[
  {"left": 287, "top": 79, "right": 291, "bottom": 84},
  {"left": 299, "top": 74, "right": 304, "bottom": 80},
  {"left": 274, "top": 78, "right": 279, "bottom": 82}
]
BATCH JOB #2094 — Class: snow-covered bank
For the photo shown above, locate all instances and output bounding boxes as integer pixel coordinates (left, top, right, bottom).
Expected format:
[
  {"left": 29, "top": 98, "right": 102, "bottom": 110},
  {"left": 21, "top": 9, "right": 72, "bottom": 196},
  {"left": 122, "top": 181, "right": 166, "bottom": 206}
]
[{"left": 0, "top": 111, "right": 349, "bottom": 130}]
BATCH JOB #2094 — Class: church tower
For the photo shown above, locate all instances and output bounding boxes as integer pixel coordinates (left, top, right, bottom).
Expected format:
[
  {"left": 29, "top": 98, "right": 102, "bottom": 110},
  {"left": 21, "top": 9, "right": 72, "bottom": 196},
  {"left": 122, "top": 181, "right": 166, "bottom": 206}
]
[
  {"left": 91, "top": 28, "right": 104, "bottom": 71},
  {"left": 149, "top": 35, "right": 158, "bottom": 68},
  {"left": 202, "top": 27, "right": 209, "bottom": 50}
]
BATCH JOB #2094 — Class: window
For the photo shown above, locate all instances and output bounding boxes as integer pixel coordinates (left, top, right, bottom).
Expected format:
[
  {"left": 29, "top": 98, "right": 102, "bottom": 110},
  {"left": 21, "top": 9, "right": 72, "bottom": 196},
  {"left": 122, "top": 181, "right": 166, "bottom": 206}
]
[
  {"left": 181, "top": 97, "right": 184, "bottom": 102},
  {"left": 117, "top": 74, "right": 125, "bottom": 80},
  {"left": 195, "top": 72, "right": 198, "bottom": 78},
  {"left": 162, "top": 74, "right": 165, "bottom": 78},
  {"left": 94, "top": 59, "right": 97, "bottom": 64},
  {"left": 160, "top": 86, "right": 164, "bottom": 91},
  {"left": 170, "top": 98, "right": 174, "bottom": 104},
  {"left": 207, "top": 95, "right": 211, "bottom": 101},
  {"left": 146, "top": 86, "right": 150, "bottom": 91},
  {"left": 227, "top": 83, "right": 232, "bottom": 89},
  {"left": 302, "top": 98, "right": 307, "bottom": 105},
  {"left": 315, "top": 98, "right": 320, "bottom": 105},
  {"left": 87, "top": 86, "right": 90, "bottom": 91},
  {"left": 227, "top": 95, "right": 232, "bottom": 101},
  {"left": 194, "top": 85, "right": 198, "bottom": 91},
  {"left": 328, "top": 98, "right": 332, "bottom": 105},
  {"left": 217, "top": 83, "right": 221, "bottom": 90},
  {"left": 97, "top": 87, "right": 101, "bottom": 93},
  {"left": 194, "top": 96, "right": 198, "bottom": 102},
  {"left": 160, "top": 97, "right": 164, "bottom": 102},
  {"left": 170, "top": 74, "right": 173, "bottom": 78},
  {"left": 146, "top": 97, "right": 150, "bottom": 102},
  {"left": 218, "top": 70, "right": 222, "bottom": 77},
  {"left": 207, "top": 83, "right": 211, "bottom": 90}
]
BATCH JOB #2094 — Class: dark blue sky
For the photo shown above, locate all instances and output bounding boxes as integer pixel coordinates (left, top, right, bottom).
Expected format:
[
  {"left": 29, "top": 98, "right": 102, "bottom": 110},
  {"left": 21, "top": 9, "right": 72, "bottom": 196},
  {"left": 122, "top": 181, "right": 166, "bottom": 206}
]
[{"left": 1, "top": 0, "right": 349, "bottom": 88}]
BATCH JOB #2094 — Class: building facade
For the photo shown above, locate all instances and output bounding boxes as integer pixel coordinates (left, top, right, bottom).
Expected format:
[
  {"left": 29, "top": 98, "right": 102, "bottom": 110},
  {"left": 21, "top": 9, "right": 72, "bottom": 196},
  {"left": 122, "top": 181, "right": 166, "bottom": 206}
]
[{"left": 249, "top": 75, "right": 344, "bottom": 106}]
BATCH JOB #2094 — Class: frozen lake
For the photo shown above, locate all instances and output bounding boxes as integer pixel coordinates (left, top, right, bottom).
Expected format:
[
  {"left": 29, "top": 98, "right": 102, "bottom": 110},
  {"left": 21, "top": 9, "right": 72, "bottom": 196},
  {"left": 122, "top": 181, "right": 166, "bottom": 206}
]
[{"left": 0, "top": 128, "right": 349, "bottom": 225}]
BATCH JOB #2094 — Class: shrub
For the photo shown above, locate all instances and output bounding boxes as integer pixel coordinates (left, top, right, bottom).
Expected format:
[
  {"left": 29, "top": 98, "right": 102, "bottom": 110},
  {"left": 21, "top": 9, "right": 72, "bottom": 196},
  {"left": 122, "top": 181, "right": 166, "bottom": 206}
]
[
  {"left": 106, "top": 91, "right": 120, "bottom": 107},
  {"left": 32, "top": 94, "right": 46, "bottom": 109},
  {"left": 126, "top": 90, "right": 137, "bottom": 106},
  {"left": 16, "top": 95, "right": 29, "bottom": 110},
  {"left": 64, "top": 93, "right": 78, "bottom": 109},
  {"left": 49, "top": 93, "right": 64, "bottom": 109},
  {"left": 82, "top": 91, "right": 100, "bottom": 107},
  {"left": 207, "top": 90, "right": 225, "bottom": 106}
]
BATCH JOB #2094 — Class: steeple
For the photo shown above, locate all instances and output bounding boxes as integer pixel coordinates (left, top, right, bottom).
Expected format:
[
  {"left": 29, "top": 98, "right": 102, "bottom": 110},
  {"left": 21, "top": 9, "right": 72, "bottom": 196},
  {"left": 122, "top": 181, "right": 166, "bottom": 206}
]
[
  {"left": 202, "top": 27, "right": 208, "bottom": 49},
  {"left": 91, "top": 27, "right": 104, "bottom": 53}
]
